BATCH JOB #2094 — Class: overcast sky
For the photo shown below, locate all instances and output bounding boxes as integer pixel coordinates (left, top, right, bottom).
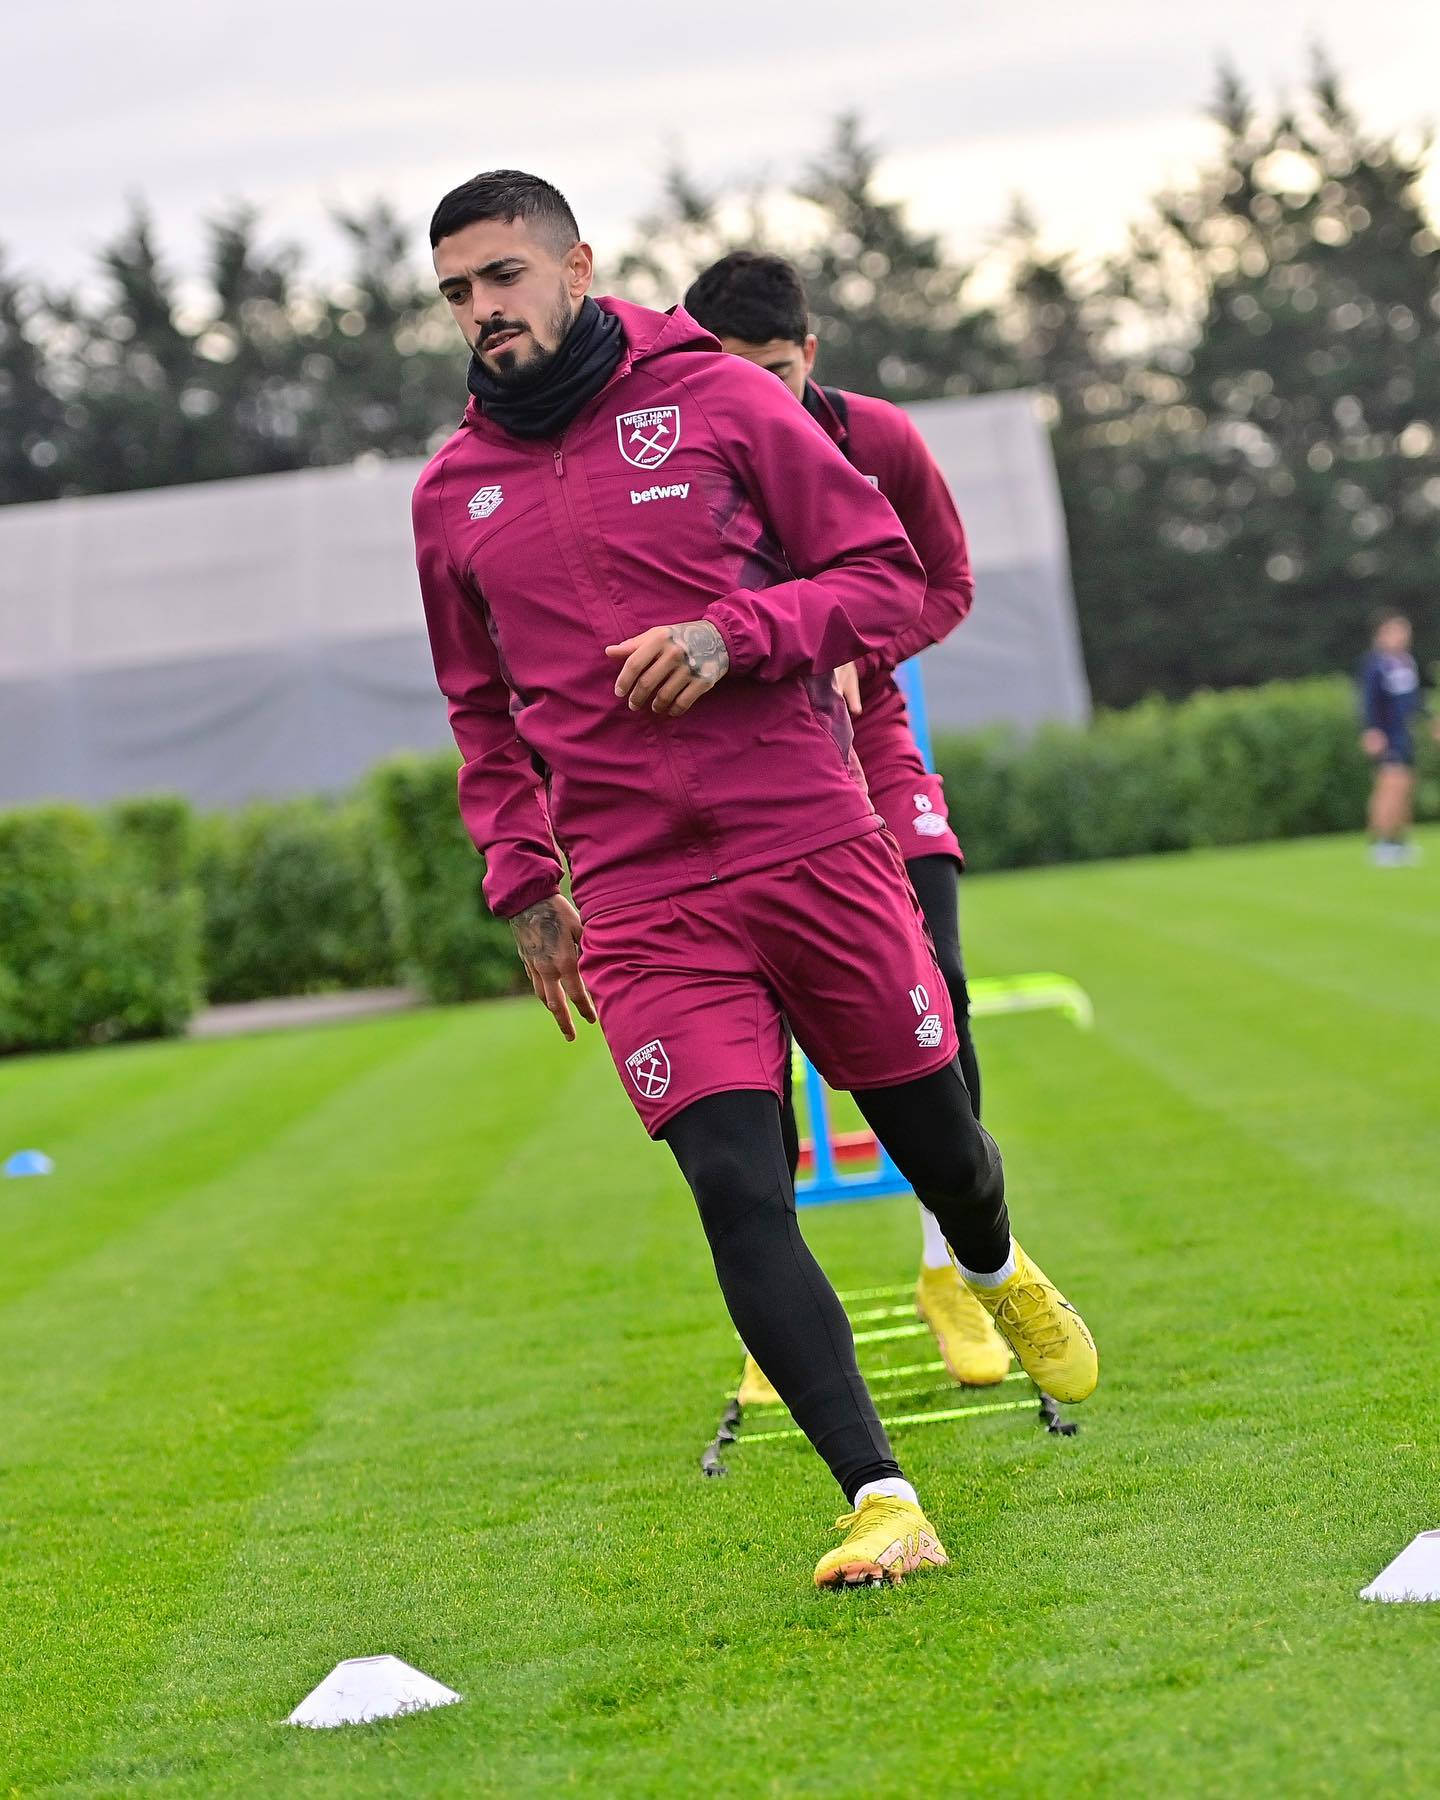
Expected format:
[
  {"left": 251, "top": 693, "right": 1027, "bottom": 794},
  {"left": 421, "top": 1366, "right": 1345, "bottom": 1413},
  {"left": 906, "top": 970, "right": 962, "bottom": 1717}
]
[{"left": 7, "top": 0, "right": 1438, "bottom": 294}]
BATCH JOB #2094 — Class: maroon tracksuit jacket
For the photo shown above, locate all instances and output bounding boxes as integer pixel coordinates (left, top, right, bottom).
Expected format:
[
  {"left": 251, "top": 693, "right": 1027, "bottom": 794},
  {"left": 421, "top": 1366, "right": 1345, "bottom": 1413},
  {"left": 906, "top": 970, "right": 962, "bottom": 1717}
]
[{"left": 412, "top": 299, "right": 926, "bottom": 920}]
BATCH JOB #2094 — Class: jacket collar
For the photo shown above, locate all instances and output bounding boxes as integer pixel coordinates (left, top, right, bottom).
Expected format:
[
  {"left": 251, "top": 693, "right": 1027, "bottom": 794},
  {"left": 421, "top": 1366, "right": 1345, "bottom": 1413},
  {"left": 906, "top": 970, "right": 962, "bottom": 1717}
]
[{"left": 460, "top": 297, "right": 721, "bottom": 439}]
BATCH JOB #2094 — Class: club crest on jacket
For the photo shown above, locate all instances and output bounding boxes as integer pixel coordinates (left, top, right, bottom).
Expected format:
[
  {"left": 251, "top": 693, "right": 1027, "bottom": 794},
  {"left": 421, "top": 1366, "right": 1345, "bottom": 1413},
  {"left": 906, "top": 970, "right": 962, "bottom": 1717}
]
[{"left": 616, "top": 407, "right": 680, "bottom": 470}]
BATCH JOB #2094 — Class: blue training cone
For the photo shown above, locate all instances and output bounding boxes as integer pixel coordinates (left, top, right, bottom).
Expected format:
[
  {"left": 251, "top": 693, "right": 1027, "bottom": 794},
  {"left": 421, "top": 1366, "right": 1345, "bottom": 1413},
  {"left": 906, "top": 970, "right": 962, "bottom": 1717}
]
[{"left": 4, "top": 1150, "right": 54, "bottom": 1178}]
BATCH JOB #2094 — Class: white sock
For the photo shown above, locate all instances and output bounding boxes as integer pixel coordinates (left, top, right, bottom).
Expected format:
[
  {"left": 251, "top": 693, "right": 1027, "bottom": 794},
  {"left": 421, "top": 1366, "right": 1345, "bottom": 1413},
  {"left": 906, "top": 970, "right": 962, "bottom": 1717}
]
[
  {"left": 960, "top": 1240, "right": 1017, "bottom": 1287},
  {"left": 853, "top": 1477, "right": 920, "bottom": 1509},
  {"left": 918, "top": 1206, "right": 951, "bottom": 1270}
]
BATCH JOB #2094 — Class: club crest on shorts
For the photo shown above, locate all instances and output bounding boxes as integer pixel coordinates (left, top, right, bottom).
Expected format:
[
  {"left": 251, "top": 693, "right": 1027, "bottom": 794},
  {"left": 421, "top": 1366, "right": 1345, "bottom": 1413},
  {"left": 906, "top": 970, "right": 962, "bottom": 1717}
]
[
  {"left": 616, "top": 406, "right": 680, "bottom": 470},
  {"left": 467, "top": 485, "right": 503, "bottom": 520},
  {"left": 625, "top": 1038, "right": 671, "bottom": 1100}
]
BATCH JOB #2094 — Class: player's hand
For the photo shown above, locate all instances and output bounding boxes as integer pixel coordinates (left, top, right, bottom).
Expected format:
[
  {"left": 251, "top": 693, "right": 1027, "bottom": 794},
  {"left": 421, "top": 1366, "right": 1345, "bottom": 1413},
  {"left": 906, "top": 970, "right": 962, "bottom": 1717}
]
[
  {"left": 509, "top": 893, "right": 595, "bottom": 1041},
  {"left": 1360, "top": 728, "right": 1387, "bottom": 757},
  {"left": 833, "top": 662, "right": 862, "bottom": 717},
  {"left": 606, "top": 621, "right": 729, "bottom": 717}
]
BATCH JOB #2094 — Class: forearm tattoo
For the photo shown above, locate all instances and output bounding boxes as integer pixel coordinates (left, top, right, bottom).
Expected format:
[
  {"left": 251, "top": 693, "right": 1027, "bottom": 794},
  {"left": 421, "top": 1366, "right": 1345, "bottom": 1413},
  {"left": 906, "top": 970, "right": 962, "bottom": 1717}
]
[
  {"left": 668, "top": 621, "right": 728, "bottom": 682},
  {"left": 511, "top": 899, "right": 566, "bottom": 966}
]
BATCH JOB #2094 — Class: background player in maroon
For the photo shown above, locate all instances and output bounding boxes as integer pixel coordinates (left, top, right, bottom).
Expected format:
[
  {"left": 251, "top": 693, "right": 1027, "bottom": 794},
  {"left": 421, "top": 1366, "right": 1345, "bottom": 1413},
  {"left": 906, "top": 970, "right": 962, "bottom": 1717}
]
[
  {"left": 684, "top": 251, "right": 1006, "bottom": 1389},
  {"left": 413, "top": 170, "right": 1097, "bottom": 1588}
]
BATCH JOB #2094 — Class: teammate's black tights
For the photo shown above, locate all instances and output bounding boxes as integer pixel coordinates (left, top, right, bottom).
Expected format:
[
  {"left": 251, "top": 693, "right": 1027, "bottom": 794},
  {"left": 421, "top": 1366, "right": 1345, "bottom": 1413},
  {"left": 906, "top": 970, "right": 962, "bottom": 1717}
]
[
  {"left": 777, "top": 854, "right": 980, "bottom": 1188},
  {"left": 663, "top": 1068, "right": 1009, "bottom": 1501},
  {"left": 907, "top": 854, "right": 981, "bottom": 1123}
]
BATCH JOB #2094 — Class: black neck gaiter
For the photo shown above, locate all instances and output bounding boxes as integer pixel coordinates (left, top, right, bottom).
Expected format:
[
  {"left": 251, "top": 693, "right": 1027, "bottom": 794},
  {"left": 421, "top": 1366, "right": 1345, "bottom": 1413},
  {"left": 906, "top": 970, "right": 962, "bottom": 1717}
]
[{"left": 466, "top": 297, "right": 625, "bottom": 440}]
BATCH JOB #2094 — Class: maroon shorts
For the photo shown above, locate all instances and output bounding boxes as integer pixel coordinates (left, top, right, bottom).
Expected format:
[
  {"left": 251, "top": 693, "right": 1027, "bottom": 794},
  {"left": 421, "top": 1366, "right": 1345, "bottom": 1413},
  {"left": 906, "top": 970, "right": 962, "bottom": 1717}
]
[
  {"left": 579, "top": 829, "right": 957, "bottom": 1136},
  {"left": 852, "top": 670, "right": 963, "bottom": 866},
  {"left": 869, "top": 767, "right": 963, "bottom": 865}
]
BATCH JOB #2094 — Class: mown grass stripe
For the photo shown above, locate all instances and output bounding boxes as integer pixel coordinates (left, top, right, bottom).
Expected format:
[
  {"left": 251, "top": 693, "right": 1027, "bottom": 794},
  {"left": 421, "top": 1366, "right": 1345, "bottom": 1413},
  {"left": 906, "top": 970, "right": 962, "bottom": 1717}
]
[{"left": 3, "top": 831, "right": 1437, "bottom": 1797}]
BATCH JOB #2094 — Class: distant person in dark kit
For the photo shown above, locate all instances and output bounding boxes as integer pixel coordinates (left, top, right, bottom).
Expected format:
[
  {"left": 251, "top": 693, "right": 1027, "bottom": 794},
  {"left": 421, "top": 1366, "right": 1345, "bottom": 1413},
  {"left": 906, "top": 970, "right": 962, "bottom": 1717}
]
[{"left": 1357, "top": 611, "right": 1438, "bottom": 866}]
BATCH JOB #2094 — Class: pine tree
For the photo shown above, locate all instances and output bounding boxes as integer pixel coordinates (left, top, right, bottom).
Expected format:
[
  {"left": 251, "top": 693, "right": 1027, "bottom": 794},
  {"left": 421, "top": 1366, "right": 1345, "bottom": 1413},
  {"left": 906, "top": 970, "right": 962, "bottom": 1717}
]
[
  {"left": 306, "top": 203, "right": 464, "bottom": 465},
  {"left": 982, "top": 211, "right": 1163, "bottom": 699},
  {"left": 4, "top": 203, "right": 467, "bottom": 499},
  {"left": 192, "top": 205, "right": 316, "bottom": 481},
  {"left": 1110, "top": 56, "right": 1440, "bottom": 694},
  {"left": 791, "top": 115, "right": 995, "bottom": 400},
  {"left": 49, "top": 206, "right": 215, "bottom": 493},
  {"left": 0, "top": 256, "right": 68, "bottom": 503},
  {"left": 614, "top": 117, "right": 998, "bottom": 401}
]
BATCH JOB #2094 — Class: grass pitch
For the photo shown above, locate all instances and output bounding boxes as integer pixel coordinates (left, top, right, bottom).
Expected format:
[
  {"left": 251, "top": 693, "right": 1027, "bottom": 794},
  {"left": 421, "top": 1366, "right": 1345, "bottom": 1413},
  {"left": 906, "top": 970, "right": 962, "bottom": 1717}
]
[{"left": 2, "top": 830, "right": 1437, "bottom": 1797}]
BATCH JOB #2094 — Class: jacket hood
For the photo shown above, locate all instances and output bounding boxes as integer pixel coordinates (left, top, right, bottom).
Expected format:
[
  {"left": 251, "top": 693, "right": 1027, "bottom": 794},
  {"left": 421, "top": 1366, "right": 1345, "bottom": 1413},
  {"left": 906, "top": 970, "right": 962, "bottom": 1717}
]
[
  {"left": 596, "top": 295, "right": 720, "bottom": 362},
  {"left": 460, "top": 297, "right": 719, "bottom": 431}
]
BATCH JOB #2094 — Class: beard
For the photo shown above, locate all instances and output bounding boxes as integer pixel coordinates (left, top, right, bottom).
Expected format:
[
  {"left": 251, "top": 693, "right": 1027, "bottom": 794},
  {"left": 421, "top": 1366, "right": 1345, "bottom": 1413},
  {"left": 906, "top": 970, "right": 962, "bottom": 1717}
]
[{"left": 476, "top": 283, "right": 577, "bottom": 389}]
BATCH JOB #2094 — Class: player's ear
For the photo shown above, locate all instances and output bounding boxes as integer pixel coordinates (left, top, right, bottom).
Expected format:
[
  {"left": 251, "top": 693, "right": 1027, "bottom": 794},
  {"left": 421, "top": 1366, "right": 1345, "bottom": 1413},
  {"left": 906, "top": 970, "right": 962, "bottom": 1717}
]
[
  {"left": 802, "top": 334, "right": 818, "bottom": 377},
  {"left": 566, "top": 241, "right": 594, "bottom": 300}
]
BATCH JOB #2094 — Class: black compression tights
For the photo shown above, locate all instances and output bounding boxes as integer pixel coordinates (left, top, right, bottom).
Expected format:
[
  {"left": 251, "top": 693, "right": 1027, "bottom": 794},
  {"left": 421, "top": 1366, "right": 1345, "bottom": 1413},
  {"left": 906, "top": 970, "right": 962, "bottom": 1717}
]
[
  {"left": 907, "top": 854, "right": 981, "bottom": 1123},
  {"left": 665, "top": 1092, "right": 900, "bottom": 1500},
  {"left": 663, "top": 1071, "right": 1010, "bottom": 1500},
  {"left": 777, "top": 854, "right": 981, "bottom": 1187}
]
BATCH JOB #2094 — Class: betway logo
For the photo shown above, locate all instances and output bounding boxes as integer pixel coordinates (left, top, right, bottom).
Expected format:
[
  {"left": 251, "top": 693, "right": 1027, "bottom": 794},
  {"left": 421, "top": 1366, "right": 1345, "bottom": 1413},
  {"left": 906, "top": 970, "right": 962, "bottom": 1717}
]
[{"left": 630, "top": 482, "right": 690, "bottom": 505}]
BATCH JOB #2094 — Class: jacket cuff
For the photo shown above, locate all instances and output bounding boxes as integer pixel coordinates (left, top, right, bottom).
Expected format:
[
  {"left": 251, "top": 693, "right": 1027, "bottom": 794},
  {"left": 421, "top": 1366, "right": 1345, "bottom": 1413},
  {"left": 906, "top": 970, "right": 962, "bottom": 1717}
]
[
  {"left": 702, "top": 599, "right": 760, "bottom": 676},
  {"left": 488, "top": 870, "right": 564, "bottom": 922}
]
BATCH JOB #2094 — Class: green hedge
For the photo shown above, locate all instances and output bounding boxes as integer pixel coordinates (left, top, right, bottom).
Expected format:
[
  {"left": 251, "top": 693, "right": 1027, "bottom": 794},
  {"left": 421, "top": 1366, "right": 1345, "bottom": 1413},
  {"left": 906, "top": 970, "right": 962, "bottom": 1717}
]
[
  {"left": 935, "top": 676, "right": 1436, "bottom": 872},
  {"left": 3, "top": 674, "right": 1430, "bottom": 1052},
  {"left": 0, "top": 805, "right": 202, "bottom": 1054},
  {"left": 108, "top": 794, "right": 198, "bottom": 894},
  {"left": 369, "top": 752, "right": 519, "bottom": 1004},
  {"left": 196, "top": 797, "right": 398, "bottom": 1004}
]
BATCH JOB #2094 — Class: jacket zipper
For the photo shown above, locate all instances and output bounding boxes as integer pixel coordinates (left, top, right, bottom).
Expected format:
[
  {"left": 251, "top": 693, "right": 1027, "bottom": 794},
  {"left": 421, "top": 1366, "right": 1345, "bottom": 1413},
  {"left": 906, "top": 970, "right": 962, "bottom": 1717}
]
[{"left": 548, "top": 428, "right": 719, "bottom": 882}]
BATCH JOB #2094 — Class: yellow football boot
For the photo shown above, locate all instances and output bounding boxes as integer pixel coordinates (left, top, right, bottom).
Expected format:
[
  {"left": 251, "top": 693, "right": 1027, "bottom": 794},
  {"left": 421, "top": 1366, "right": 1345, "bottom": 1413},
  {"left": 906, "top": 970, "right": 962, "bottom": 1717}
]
[
  {"left": 963, "top": 1242, "right": 1097, "bottom": 1403},
  {"left": 915, "top": 1263, "right": 1012, "bottom": 1386},
  {"left": 814, "top": 1495, "right": 949, "bottom": 1589},
  {"left": 736, "top": 1351, "right": 781, "bottom": 1408}
]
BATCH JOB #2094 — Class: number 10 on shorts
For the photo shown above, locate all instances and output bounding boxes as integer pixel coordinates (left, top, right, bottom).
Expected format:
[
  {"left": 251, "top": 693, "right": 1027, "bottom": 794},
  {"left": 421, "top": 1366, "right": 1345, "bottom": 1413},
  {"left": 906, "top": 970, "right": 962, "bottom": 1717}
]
[{"left": 909, "top": 982, "right": 944, "bottom": 1050}]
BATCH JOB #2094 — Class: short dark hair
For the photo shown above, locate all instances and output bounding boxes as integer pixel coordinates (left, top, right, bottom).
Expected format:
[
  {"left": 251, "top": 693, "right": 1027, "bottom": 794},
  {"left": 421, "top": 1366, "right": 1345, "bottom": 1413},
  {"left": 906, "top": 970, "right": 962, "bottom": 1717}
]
[
  {"left": 429, "top": 169, "right": 580, "bottom": 253},
  {"left": 684, "top": 251, "right": 809, "bottom": 346}
]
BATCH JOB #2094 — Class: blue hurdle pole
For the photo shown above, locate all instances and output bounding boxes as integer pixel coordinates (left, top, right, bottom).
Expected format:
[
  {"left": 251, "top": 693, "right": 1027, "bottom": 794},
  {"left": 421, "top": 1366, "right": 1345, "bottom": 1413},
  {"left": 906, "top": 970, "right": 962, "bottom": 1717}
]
[
  {"left": 802, "top": 1057, "right": 840, "bottom": 1191},
  {"left": 894, "top": 656, "right": 934, "bottom": 769},
  {"left": 794, "top": 655, "right": 930, "bottom": 1208}
]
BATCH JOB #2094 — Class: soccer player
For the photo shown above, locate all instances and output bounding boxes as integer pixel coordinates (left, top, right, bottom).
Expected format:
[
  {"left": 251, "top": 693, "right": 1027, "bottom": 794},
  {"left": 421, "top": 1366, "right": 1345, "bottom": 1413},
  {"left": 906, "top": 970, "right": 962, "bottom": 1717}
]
[
  {"left": 413, "top": 169, "right": 1097, "bottom": 1589},
  {"left": 1358, "top": 611, "right": 1436, "bottom": 865},
  {"left": 684, "top": 251, "right": 1008, "bottom": 1394}
]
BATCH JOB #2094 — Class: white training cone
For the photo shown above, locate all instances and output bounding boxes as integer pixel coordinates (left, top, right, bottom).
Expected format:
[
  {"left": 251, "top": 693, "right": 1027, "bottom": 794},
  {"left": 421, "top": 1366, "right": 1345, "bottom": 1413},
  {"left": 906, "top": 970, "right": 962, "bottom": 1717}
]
[
  {"left": 1360, "top": 1531, "right": 1440, "bottom": 1603},
  {"left": 287, "top": 1655, "right": 461, "bottom": 1727}
]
